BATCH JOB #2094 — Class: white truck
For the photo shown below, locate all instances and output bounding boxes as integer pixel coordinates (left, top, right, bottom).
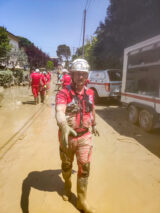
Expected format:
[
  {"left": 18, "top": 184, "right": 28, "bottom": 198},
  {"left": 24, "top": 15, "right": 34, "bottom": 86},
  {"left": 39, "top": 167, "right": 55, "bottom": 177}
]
[{"left": 121, "top": 34, "right": 160, "bottom": 131}]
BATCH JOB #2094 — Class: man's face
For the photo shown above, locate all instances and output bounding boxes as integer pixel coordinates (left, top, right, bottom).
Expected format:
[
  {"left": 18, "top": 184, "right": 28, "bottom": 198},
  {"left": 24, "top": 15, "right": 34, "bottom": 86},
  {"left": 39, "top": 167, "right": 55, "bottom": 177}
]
[{"left": 72, "top": 71, "right": 88, "bottom": 86}]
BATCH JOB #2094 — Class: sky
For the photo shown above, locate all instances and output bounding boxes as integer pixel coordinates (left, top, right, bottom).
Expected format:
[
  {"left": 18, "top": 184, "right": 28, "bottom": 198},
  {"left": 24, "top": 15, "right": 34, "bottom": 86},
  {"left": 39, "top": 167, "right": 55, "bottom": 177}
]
[{"left": 0, "top": 0, "right": 109, "bottom": 57}]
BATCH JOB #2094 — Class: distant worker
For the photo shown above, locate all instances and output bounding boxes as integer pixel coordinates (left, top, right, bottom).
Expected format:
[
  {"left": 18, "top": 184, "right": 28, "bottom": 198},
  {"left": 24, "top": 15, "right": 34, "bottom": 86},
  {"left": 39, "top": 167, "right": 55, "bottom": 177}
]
[
  {"left": 30, "top": 68, "right": 41, "bottom": 104},
  {"left": 57, "top": 70, "right": 60, "bottom": 83},
  {"left": 40, "top": 71, "right": 47, "bottom": 103},
  {"left": 56, "top": 70, "right": 63, "bottom": 91},
  {"left": 61, "top": 69, "right": 72, "bottom": 88},
  {"left": 46, "top": 71, "right": 51, "bottom": 95},
  {"left": 55, "top": 59, "right": 99, "bottom": 213}
]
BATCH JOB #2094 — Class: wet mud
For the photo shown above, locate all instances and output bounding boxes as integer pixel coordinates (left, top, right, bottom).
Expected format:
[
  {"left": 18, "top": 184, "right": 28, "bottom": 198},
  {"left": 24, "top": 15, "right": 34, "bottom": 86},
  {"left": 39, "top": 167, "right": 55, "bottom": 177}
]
[{"left": 0, "top": 75, "right": 160, "bottom": 213}]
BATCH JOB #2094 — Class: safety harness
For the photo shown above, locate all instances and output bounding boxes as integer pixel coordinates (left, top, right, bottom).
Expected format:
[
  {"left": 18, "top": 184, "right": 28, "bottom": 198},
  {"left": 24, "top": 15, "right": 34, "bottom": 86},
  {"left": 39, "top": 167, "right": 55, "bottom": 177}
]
[{"left": 66, "top": 85, "right": 93, "bottom": 128}]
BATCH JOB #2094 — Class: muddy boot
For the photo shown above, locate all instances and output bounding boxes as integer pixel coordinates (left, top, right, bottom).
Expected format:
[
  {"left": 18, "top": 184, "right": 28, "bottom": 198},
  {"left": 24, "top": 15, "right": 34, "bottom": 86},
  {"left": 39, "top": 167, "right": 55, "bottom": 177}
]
[
  {"left": 40, "top": 93, "right": 43, "bottom": 103},
  {"left": 34, "top": 97, "right": 37, "bottom": 105},
  {"left": 63, "top": 177, "right": 72, "bottom": 201},
  {"left": 41, "top": 94, "right": 45, "bottom": 103},
  {"left": 37, "top": 96, "right": 39, "bottom": 104},
  {"left": 77, "top": 177, "right": 96, "bottom": 213},
  {"left": 62, "top": 169, "right": 72, "bottom": 201},
  {"left": 35, "top": 97, "right": 38, "bottom": 104}
]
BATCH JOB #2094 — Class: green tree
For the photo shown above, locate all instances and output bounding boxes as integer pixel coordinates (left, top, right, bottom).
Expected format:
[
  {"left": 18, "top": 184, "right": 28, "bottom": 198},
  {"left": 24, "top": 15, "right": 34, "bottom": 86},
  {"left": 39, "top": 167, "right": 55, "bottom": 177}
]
[
  {"left": 72, "top": 37, "right": 97, "bottom": 69},
  {"left": 0, "top": 27, "right": 11, "bottom": 62},
  {"left": 47, "top": 60, "right": 54, "bottom": 70},
  {"left": 18, "top": 36, "right": 50, "bottom": 68},
  {"left": 93, "top": 0, "right": 160, "bottom": 69},
  {"left": 56, "top": 44, "right": 71, "bottom": 62},
  {"left": 18, "top": 36, "right": 32, "bottom": 47}
]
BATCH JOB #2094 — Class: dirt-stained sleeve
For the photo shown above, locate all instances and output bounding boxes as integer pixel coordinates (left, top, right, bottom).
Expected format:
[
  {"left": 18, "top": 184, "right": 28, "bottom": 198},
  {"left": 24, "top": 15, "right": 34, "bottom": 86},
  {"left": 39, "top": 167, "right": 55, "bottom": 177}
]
[
  {"left": 91, "top": 90, "right": 96, "bottom": 126},
  {"left": 55, "top": 90, "right": 68, "bottom": 127}
]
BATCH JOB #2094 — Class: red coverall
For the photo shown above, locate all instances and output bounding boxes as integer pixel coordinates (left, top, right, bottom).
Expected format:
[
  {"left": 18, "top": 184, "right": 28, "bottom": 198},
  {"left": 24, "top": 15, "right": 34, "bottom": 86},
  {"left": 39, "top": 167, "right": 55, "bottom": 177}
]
[
  {"left": 61, "top": 74, "right": 72, "bottom": 88},
  {"left": 40, "top": 73, "right": 47, "bottom": 102},
  {"left": 46, "top": 73, "right": 51, "bottom": 90},
  {"left": 30, "top": 72, "right": 41, "bottom": 98},
  {"left": 56, "top": 85, "right": 95, "bottom": 177}
]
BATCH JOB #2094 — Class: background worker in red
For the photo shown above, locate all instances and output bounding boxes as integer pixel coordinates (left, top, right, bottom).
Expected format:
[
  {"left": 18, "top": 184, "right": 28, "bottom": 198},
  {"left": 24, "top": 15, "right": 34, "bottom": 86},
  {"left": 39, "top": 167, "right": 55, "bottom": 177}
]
[
  {"left": 55, "top": 59, "right": 99, "bottom": 213},
  {"left": 30, "top": 68, "right": 41, "bottom": 104},
  {"left": 46, "top": 71, "right": 51, "bottom": 94},
  {"left": 40, "top": 71, "right": 47, "bottom": 103},
  {"left": 61, "top": 68, "right": 72, "bottom": 88}
]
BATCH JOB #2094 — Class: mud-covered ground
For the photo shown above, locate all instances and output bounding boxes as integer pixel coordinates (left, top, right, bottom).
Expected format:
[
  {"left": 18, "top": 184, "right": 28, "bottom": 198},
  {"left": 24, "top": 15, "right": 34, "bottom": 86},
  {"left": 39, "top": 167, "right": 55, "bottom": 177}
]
[{"left": 0, "top": 76, "right": 160, "bottom": 213}]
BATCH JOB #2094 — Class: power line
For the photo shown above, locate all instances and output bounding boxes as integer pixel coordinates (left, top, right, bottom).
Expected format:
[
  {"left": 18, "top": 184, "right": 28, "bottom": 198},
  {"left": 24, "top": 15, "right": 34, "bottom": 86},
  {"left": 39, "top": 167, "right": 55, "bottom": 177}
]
[
  {"left": 86, "top": 0, "right": 93, "bottom": 11},
  {"left": 85, "top": 0, "right": 89, "bottom": 9},
  {"left": 79, "top": 12, "right": 84, "bottom": 48},
  {"left": 78, "top": 0, "right": 94, "bottom": 51},
  {"left": 82, "top": 0, "right": 86, "bottom": 9},
  {"left": 82, "top": 9, "right": 87, "bottom": 58}
]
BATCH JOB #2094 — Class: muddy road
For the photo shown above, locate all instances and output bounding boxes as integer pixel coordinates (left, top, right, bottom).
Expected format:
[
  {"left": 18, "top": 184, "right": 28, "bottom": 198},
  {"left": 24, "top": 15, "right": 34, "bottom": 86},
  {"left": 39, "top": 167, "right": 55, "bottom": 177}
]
[{"left": 0, "top": 79, "right": 160, "bottom": 213}]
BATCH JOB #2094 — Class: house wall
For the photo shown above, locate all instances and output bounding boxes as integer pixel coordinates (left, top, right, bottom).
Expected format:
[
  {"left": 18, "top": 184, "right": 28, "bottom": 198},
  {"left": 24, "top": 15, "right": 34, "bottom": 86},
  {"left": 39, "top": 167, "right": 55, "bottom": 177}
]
[
  {"left": 7, "top": 34, "right": 20, "bottom": 68},
  {"left": 9, "top": 36, "right": 19, "bottom": 50}
]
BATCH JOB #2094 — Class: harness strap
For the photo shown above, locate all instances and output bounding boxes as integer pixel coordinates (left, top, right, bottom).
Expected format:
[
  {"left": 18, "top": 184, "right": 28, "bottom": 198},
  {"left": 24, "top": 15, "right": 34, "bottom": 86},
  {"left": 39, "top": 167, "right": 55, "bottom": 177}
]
[{"left": 67, "top": 87, "right": 91, "bottom": 127}]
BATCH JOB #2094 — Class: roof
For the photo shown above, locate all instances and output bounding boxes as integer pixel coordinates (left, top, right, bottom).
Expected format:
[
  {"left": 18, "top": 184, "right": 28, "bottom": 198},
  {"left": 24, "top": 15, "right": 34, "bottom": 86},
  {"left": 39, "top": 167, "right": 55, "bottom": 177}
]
[
  {"left": 7, "top": 31, "right": 19, "bottom": 42},
  {"left": 124, "top": 34, "right": 160, "bottom": 54}
]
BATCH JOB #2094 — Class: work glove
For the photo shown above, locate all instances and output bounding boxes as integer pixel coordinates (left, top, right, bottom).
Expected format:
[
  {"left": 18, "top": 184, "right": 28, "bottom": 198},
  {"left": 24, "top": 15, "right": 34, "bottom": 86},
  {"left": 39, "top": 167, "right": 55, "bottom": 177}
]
[
  {"left": 61, "top": 124, "right": 77, "bottom": 149},
  {"left": 92, "top": 125, "right": 100, "bottom": 136}
]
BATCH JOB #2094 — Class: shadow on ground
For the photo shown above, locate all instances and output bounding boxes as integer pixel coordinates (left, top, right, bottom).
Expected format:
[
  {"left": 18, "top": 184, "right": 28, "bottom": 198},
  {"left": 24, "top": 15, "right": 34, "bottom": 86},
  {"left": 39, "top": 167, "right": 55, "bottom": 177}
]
[
  {"left": 20, "top": 169, "right": 77, "bottom": 213},
  {"left": 95, "top": 100, "right": 160, "bottom": 158},
  {"left": 22, "top": 101, "right": 35, "bottom": 105}
]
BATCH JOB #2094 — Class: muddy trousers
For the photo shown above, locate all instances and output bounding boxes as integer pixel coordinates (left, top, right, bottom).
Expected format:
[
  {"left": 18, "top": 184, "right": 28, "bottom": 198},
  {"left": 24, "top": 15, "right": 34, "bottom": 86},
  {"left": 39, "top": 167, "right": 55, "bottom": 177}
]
[
  {"left": 40, "top": 90, "right": 46, "bottom": 103},
  {"left": 60, "top": 148, "right": 73, "bottom": 201},
  {"left": 32, "top": 85, "right": 39, "bottom": 104},
  {"left": 59, "top": 132, "right": 95, "bottom": 213}
]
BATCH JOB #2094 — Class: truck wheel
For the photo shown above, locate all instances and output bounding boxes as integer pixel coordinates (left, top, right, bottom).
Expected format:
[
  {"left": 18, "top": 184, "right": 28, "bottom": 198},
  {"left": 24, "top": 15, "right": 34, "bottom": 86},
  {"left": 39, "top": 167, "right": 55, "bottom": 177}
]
[
  {"left": 128, "top": 104, "right": 139, "bottom": 124},
  {"left": 93, "top": 89, "right": 99, "bottom": 104},
  {"left": 139, "top": 109, "right": 153, "bottom": 132}
]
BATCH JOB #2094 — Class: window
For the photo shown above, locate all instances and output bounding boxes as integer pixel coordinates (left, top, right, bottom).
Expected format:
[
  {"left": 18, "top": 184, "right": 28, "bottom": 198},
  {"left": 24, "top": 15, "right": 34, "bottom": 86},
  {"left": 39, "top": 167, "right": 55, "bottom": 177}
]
[
  {"left": 89, "top": 71, "right": 106, "bottom": 81},
  {"left": 128, "top": 42, "right": 160, "bottom": 68},
  {"left": 126, "top": 66, "right": 160, "bottom": 97},
  {"left": 108, "top": 70, "right": 121, "bottom": 81}
]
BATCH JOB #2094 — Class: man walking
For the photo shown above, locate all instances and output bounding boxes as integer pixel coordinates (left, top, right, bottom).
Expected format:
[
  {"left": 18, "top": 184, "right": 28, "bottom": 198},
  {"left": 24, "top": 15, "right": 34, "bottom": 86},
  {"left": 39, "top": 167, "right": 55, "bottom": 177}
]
[
  {"left": 61, "top": 69, "right": 72, "bottom": 88},
  {"left": 30, "top": 68, "right": 41, "bottom": 104},
  {"left": 55, "top": 59, "right": 99, "bottom": 213},
  {"left": 40, "top": 71, "right": 47, "bottom": 103}
]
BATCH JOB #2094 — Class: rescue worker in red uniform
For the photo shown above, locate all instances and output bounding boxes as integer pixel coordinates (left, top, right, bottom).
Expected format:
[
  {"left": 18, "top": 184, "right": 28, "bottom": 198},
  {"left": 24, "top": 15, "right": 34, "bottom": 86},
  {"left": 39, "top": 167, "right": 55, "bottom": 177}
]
[
  {"left": 46, "top": 71, "right": 51, "bottom": 94},
  {"left": 61, "top": 69, "right": 72, "bottom": 88},
  {"left": 55, "top": 59, "right": 99, "bottom": 213},
  {"left": 40, "top": 71, "right": 47, "bottom": 103},
  {"left": 30, "top": 68, "right": 41, "bottom": 104}
]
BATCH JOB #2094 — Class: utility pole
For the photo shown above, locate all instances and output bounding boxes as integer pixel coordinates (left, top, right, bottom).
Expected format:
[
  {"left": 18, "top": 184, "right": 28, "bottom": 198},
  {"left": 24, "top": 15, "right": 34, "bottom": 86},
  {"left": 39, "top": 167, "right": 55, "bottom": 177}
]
[
  {"left": 82, "top": 9, "right": 86, "bottom": 58},
  {"left": 72, "top": 47, "right": 76, "bottom": 56}
]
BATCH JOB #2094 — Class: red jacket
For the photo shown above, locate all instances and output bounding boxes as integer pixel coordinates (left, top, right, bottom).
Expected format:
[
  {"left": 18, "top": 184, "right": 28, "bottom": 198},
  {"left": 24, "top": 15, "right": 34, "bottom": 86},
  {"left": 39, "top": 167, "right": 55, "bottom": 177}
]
[
  {"left": 61, "top": 74, "right": 71, "bottom": 87},
  {"left": 56, "top": 86, "right": 95, "bottom": 132},
  {"left": 30, "top": 72, "right": 41, "bottom": 86},
  {"left": 40, "top": 74, "right": 47, "bottom": 87}
]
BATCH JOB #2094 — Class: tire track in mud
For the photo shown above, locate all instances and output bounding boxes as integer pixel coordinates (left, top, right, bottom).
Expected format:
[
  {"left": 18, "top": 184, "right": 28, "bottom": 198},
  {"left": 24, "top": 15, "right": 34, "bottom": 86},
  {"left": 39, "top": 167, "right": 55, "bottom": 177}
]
[{"left": 0, "top": 104, "right": 46, "bottom": 160}]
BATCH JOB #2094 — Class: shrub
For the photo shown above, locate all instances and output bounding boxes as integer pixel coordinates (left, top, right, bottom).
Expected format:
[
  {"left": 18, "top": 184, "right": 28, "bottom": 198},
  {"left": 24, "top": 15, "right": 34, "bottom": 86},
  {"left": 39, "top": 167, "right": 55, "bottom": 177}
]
[
  {"left": 0, "top": 70, "right": 13, "bottom": 86},
  {"left": 12, "top": 69, "right": 24, "bottom": 84}
]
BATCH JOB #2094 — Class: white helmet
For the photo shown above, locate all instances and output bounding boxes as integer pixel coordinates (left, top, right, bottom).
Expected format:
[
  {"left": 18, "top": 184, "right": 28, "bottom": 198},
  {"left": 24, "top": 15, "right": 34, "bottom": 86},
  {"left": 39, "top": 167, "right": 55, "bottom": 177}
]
[
  {"left": 62, "top": 68, "right": 68, "bottom": 73},
  {"left": 70, "top": 59, "right": 90, "bottom": 73},
  {"left": 35, "top": 68, "right": 40, "bottom": 73}
]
